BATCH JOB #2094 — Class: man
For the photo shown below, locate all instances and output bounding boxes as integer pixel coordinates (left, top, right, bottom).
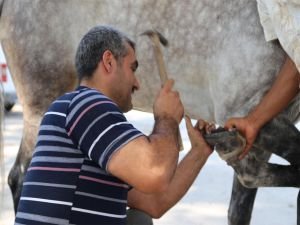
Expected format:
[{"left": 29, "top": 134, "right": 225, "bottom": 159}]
[{"left": 15, "top": 25, "right": 213, "bottom": 225}]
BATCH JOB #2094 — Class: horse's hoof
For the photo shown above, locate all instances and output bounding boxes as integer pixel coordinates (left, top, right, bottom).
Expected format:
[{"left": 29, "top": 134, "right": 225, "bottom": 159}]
[{"left": 204, "top": 128, "right": 246, "bottom": 163}]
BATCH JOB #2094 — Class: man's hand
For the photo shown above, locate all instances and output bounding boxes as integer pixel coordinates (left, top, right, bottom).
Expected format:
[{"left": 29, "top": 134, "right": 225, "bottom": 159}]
[
  {"left": 185, "top": 116, "right": 213, "bottom": 158},
  {"left": 153, "top": 79, "right": 184, "bottom": 124},
  {"left": 224, "top": 117, "right": 259, "bottom": 159}
]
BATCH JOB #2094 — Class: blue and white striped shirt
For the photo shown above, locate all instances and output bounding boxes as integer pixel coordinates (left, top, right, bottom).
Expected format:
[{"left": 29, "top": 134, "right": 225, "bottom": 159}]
[{"left": 15, "top": 86, "right": 144, "bottom": 225}]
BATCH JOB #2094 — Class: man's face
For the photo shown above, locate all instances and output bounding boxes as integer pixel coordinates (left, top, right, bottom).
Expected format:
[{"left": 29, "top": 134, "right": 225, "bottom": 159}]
[{"left": 112, "top": 43, "right": 140, "bottom": 112}]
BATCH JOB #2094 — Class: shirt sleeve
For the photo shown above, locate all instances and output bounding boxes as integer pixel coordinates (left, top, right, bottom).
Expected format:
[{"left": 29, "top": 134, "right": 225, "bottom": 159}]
[
  {"left": 65, "top": 90, "right": 144, "bottom": 171},
  {"left": 257, "top": 0, "right": 277, "bottom": 41},
  {"left": 256, "top": 0, "right": 300, "bottom": 71}
]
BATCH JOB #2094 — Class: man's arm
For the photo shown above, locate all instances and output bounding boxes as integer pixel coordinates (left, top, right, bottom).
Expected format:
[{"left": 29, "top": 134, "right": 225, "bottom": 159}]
[
  {"left": 225, "top": 55, "right": 300, "bottom": 158},
  {"left": 127, "top": 117, "right": 213, "bottom": 218},
  {"left": 108, "top": 79, "right": 184, "bottom": 193},
  {"left": 247, "top": 56, "right": 299, "bottom": 129}
]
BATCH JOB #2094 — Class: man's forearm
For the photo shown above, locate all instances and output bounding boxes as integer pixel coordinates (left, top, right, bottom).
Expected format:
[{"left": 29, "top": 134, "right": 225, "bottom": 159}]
[
  {"left": 151, "top": 116, "right": 180, "bottom": 150},
  {"left": 248, "top": 56, "right": 299, "bottom": 129},
  {"left": 150, "top": 147, "right": 209, "bottom": 217},
  {"left": 128, "top": 146, "right": 210, "bottom": 218},
  {"left": 148, "top": 116, "right": 180, "bottom": 184}
]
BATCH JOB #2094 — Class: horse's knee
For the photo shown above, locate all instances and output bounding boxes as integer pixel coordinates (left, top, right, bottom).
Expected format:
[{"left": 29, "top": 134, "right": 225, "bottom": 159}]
[
  {"left": 7, "top": 163, "right": 18, "bottom": 194},
  {"left": 8, "top": 144, "right": 31, "bottom": 212},
  {"left": 8, "top": 162, "right": 24, "bottom": 212}
]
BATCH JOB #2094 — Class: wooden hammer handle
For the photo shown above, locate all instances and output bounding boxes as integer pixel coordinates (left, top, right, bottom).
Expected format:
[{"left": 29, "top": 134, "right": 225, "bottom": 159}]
[
  {"left": 151, "top": 35, "right": 169, "bottom": 84},
  {"left": 150, "top": 35, "right": 184, "bottom": 151}
]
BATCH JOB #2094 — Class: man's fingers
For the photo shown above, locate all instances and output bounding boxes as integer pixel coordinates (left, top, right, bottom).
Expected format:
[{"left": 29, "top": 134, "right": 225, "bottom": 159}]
[
  {"left": 206, "top": 123, "right": 216, "bottom": 134},
  {"left": 163, "top": 79, "right": 174, "bottom": 92},
  {"left": 184, "top": 115, "right": 193, "bottom": 133},
  {"left": 224, "top": 118, "right": 238, "bottom": 130},
  {"left": 225, "top": 124, "right": 236, "bottom": 131},
  {"left": 197, "top": 120, "right": 206, "bottom": 130}
]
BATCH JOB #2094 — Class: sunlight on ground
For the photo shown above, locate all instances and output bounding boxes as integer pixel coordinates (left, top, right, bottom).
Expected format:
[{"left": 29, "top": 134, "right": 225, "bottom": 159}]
[{"left": 153, "top": 202, "right": 228, "bottom": 225}]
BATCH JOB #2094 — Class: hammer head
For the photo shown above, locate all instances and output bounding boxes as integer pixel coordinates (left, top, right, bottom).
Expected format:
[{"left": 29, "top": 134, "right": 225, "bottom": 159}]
[{"left": 141, "top": 29, "right": 168, "bottom": 47}]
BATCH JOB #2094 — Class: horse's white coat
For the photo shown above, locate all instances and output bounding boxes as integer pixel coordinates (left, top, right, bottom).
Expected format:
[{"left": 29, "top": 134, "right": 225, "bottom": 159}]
[
  {"left": 0, "top": 1, "right": 299, "bottom": 223},
  {"left": 0, "top": 0, "right": 296, "bottom": 125}
]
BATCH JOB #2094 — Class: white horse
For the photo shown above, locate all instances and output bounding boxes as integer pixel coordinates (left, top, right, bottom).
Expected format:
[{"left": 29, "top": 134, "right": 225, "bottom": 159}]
[{"left": 0, "top": 0, "right": 299, "bottom": 224}]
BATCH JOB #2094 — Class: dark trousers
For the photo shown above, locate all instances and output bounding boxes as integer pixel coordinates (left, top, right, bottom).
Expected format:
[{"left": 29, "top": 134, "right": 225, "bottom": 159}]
[{"left": 127, "top": 208, "right": 153, "bottom": 225}]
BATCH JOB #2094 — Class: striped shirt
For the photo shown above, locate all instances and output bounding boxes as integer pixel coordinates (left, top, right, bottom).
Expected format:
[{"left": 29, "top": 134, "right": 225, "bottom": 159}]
[{"left": 15, "top": 86, "right": 144, "bottom": 225}]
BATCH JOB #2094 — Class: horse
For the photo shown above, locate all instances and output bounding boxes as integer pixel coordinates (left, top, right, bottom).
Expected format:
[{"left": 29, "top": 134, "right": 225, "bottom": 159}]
[{"left": 0, "top": 0, "right": 299, "bottom": 224}]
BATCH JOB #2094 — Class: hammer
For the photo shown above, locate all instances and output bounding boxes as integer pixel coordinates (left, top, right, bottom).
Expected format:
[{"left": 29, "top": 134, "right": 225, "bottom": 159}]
[{"left": 141, "top": 29, "right": 184, "bottom": 151}]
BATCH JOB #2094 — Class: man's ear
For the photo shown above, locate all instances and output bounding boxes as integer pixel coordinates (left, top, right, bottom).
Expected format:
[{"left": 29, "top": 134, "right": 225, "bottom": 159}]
[{"left": 102, "top": 50, "right": 114, "bottom": 73}]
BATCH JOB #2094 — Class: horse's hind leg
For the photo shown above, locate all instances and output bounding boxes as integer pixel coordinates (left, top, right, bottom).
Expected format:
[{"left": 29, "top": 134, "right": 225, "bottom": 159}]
[
  {"left": 228, "top": 173, "right": 257, "bottom": 225},
  {"left": 229, "top": 115, "right": 300, "bottom": 224},
  {"left": 7, "top": 118, "right": 39, "bottom": 211},
  {"left": 240, "top": 161, "right": 300, "bottom": 187},
  {"left": 254, "top": 116, "right": 300, "bottom": 166},
  {"left": 255, "top": 115, "right": 300, "bottom": 223}
]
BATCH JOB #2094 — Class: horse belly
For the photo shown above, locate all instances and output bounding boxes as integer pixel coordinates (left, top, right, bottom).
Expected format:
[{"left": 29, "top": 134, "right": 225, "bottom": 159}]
[{"left": 0, "top": 0, "right": 286, "bottom": 124}]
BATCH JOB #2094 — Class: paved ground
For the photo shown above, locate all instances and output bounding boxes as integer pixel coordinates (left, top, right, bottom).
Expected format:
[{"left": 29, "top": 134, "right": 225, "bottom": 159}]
[
  {"left": 0, "top": 103, "right": 23, "bottom": 225},
  {"left": 0, "top": 104, "right": 298, "bottom": 225}
]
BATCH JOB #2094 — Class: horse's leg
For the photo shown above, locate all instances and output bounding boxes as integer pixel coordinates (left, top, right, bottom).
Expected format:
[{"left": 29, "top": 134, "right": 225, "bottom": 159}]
[
  {"left": 7, "top": 116, "right": 40, "bottom": 212},
  {"left": 228, "top": 173, "right": 257, "bottom": 225},
  {"left": 229, "top": 143, "right": 299, "bottom": 224},
  {"left": 234, "top": 161, "right": 300, "bottom": 187},
  {"left": 228, "top": 149, "right": 270, "bottom": 225},
  {"left": 228, "top": 116, "right": 300, "bottom": 224},
  {"left": 229, "top": 148, "right": 300, "bottom": 188},
  {"left": 207, "top": 130, "right": 267, "bottom": 225},
  {"left": 254, "top": 115, "right": 300, "bottom": 225},
  {"left": 254, "top": 116, "right": 300, "bottom": 166}
]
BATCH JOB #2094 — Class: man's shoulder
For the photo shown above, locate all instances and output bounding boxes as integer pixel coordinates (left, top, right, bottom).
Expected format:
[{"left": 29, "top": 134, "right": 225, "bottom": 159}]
[
  {"left": 71, "top": 86, "right": 115, "bottom": 105},
  {"left": 64, "top": 86, "right": 125, "bottom": 128}
]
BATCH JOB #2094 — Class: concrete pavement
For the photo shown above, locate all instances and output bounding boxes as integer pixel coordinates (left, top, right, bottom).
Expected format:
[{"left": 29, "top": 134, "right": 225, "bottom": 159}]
[{"left": 0, "top": 103, "right": 22, "bottom": 225}]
